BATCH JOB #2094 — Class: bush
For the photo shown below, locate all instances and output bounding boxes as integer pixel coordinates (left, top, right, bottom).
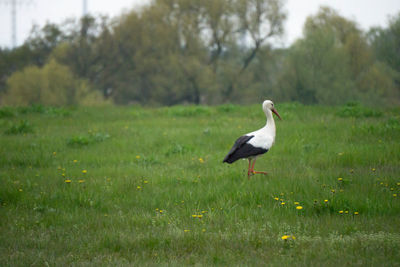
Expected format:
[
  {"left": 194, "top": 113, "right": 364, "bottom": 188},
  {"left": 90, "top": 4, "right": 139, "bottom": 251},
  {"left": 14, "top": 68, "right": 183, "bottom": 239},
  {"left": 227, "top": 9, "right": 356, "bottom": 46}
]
[
  {"left": 4, "top": 120, "right": 34, "bottom": 135},
  {"left": 336, "top": 102, "right": 383, "bottom": 118},
  {"left": 3, "top": 59, "right": 110, "bottom": 107}
]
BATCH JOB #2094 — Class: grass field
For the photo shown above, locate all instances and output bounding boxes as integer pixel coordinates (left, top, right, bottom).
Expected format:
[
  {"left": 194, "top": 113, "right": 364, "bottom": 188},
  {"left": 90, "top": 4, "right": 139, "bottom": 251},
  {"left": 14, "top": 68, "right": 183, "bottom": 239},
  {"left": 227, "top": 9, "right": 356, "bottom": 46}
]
[{"left": 1, "top": 102, "right": 400, "bottom": 266}]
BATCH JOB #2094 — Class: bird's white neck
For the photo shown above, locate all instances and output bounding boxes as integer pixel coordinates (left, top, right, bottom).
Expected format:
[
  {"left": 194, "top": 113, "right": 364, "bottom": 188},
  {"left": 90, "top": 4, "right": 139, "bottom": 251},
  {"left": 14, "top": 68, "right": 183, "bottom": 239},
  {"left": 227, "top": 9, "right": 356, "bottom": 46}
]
[{"left": 263, "top": 109, "right": 276, "bottom": 137}]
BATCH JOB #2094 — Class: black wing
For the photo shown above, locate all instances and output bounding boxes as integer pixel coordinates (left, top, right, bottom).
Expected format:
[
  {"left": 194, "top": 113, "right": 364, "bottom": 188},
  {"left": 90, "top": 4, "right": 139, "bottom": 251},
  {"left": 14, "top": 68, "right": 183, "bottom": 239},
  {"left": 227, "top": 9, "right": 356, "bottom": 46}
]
[
  {"left": 223, "top": 135, "right": 253, "bottom": 163},
  {"left": 223, "top": 135, "right": 268, "bottom": 164}
]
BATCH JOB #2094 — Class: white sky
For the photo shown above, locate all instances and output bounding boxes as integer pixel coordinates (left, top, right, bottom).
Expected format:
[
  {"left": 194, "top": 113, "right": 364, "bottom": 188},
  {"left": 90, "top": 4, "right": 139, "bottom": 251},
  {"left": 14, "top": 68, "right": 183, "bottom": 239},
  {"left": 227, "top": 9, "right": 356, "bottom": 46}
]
[{"left": 0, "top": 0, "right": 400, "bottom": 48}]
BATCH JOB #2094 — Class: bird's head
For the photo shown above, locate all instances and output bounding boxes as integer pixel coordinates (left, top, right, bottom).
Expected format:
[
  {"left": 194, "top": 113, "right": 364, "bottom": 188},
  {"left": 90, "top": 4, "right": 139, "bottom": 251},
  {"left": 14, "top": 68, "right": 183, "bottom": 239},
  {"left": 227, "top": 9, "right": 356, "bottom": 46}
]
[{"left": 262, "top": 100, "right": 281, "bottom": 120}]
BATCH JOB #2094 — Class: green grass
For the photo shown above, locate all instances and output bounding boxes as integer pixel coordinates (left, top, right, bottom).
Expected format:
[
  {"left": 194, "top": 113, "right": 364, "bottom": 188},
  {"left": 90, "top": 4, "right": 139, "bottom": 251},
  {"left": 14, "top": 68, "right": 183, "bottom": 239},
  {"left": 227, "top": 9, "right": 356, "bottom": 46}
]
[{"left": 1, "top": 103, "right": 400, "bottom": 266}]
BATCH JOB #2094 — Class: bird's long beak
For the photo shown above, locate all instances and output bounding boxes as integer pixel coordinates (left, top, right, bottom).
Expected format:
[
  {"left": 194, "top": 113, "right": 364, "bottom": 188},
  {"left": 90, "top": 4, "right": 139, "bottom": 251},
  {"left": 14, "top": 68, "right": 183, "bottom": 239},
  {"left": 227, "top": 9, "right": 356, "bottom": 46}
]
[{"left": 272, "top": 108, "right": 282, "bottom": 120}]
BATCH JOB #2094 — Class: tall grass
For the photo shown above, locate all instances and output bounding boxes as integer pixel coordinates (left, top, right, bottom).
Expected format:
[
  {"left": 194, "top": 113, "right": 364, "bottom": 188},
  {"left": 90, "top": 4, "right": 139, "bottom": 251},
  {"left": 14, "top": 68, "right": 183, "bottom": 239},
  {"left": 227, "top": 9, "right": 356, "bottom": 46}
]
[{"left": 0, "top": 103, "right": 399, "bottom": 266}]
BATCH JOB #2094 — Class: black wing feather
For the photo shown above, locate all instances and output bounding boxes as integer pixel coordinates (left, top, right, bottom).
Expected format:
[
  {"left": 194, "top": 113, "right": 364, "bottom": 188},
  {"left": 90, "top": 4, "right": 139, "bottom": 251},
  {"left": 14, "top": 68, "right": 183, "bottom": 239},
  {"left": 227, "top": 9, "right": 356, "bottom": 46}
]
[{"left": 223, "top": 135, "right": 268, "bottom": 164}]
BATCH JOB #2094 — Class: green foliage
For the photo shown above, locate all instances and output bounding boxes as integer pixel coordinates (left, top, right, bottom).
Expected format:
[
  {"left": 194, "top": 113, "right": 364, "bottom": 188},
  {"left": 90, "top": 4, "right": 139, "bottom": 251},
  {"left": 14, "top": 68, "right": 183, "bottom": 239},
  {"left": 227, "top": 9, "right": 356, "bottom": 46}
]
[
  {"left": 67, "top": 132, "right": 110, "bottom": 147},
  {"left": 1, "top": 4, "right": 399, "bottom": 107},
  {"left": 4, "top": 120, "right": 34, "bottom": 135},
  {"left": 3, "top": 59, "right": 110, "bottom": 107},
  {"left": 0, "top": 107, "right": 15, "bottom": 118},
  {"left": 336, "top": 102, "right": 383, "bottom": 118},
  {"left": 277, "top": 7, "right": 400, "bottom": 106}
]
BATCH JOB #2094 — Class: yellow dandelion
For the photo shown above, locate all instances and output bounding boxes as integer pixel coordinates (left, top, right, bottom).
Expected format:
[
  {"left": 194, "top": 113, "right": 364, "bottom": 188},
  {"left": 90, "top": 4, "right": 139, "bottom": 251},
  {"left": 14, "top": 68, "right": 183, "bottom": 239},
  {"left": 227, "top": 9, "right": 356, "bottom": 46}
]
[
  {"left": 281, "top": 235, "right": 289, "bottom": 240},
  {"left": 201, "top": 211, "right": 207, "bottom": 213},
  {"left": 324, "top": 199, "right": 328, "bottom": 203},
  {"left": 62, "top": 173, "right": 66, "bottom": 177},
  {"left": 393, "top": 194, "right": 397, "bottom": 197},
  {"left": 345, "top": 210, "right": 349, "bottom": 214},
  {"left": 296, "top": 206, "right": 303, "bottom": 210},
  {"left": 65, "top": 179, "right": 71, "bottom": 183},
  {"left": 136, "top": 155, "right": 140, "bottom": 159},
  {"left": 339, "top": 210, "right": 344, "bottom": 214},
  {"left": 73, "top": 160, "right": 78, "bottom": 163},
  {"left": 371, "top": 168, "right": 376, "bottom": 172},
  {"left": 202, "top": 229, "right": 206, "bottom": 232},
  {"left": 53, "top": 152, "right": 57, "bottom": 156},
  {"left": 192, "top": 215, "right": 198, "bottom": 218},
  {"left": 397, "top": 182, "right": 400, "bottom": 186},
  {"left": 198, "top": 215, "right": 203, "bottom": 218},
  {"left": 78, "top": 179, "right": 85, "bottom": 183},
  {"left": 82, "top": 170, "right": 87, "bottom": 174},
  {"left": 199, "top": 158, "right": 204, "bottom": 163},
  {"left": 18, "top": 188, "right": 23, "bottom": 192},
  {"left": 294, "top": 201, "right": 299, "bottom": 205},
  {"left": 144, "top": 180, "right": 149, "bottom": 184},
  {"left": 281, "top": 202, "right": 286, "bottom": 206},
  {"left": 159, "top": 210, "right": 163, "bottom": 213},
  {"left": 184, "top": 229, "right": 190, "bottom": 233},
  {"left": 331, "top": 189, "right": 336, "bottom": 193},
  {"left": 354, "top": 211, "right": 359, "bottom": 215},
  {"left": 274, "top": 197, "right": 279, "bottom": 201},
  {"left": 338, "top": 177, "right": 343, "bottom": 181},
  {"left": 136, "top": 186, "right": 141, "bottom": 190}
]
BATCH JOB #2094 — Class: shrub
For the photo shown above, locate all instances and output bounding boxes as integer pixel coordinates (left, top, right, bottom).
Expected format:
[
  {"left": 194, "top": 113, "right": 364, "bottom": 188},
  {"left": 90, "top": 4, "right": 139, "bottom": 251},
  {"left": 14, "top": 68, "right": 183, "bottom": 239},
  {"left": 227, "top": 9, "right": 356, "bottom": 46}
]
[{"left": 4, "top": 120, "right": 34, "bottom": 135}]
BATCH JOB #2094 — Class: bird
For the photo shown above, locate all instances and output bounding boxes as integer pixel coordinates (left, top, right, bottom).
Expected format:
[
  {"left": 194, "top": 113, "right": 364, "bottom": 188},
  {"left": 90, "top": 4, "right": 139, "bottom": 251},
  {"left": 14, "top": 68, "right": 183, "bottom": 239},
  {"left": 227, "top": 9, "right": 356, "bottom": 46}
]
[{"left": 223, "top": 100, "right": 281, "bottom": 179}]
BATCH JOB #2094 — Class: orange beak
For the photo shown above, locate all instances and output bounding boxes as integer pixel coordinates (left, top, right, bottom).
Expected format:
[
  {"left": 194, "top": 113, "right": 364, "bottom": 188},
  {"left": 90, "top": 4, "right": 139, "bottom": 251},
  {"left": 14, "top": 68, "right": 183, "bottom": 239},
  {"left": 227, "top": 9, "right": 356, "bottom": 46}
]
[{"left": 272, "top": 108, "right": 282, "bottom": 120}]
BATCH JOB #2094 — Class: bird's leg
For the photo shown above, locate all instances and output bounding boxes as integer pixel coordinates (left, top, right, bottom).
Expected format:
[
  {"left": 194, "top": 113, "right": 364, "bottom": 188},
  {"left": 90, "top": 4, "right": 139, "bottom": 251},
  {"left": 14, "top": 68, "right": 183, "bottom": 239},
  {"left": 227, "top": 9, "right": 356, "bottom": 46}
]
[
  {"left": 247, "top": 159, "right": 252, "bottom": 178},
  {"left": 251, "top": 158, "right": 268, "bottom": 175}
]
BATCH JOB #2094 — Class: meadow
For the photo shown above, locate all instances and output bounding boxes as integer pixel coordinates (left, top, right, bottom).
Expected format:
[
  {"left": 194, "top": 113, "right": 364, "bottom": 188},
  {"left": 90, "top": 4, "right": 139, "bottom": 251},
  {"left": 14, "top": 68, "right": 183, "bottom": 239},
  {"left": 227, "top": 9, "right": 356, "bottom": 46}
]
[{"left": 0, "top": 102, "right": 400, "bottom": 266}]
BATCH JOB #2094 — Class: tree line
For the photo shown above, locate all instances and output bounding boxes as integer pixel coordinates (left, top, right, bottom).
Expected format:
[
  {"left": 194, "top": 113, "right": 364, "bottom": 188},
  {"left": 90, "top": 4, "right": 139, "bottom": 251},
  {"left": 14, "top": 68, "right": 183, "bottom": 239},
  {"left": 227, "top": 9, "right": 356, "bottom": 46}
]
[{"left": 0, "top": 0, "right": 399, "bottom": 106}]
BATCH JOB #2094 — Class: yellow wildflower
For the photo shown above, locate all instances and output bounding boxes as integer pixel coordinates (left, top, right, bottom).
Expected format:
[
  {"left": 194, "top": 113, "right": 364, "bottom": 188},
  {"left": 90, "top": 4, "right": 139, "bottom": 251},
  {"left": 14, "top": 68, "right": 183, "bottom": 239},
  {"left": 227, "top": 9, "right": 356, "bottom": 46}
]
[
  {"left": 184, "top": 229, "right": 190, "bottom": 233},
  {"left": 339, "top": 210, "right": 344, "bottom": 214},
  {"left": 338, "top": 177, "right": 343, "bottom": 181},
  {"left": 199, "top": 158, "right": 204, "bottom": 163},
  {"left": 354, "top": 211, "right": 359, "bottom": 215},
  {"left": 73, "top": 160, "right": 78, "bottom": 163},
  {"left": 281, "top": 235, "right": 289, "bottom": 240},
  {"left": 274, "top": 197, "right": 279, "bottom": 201},
  {"left": 393, "top": 194, "right": 397, "bottom": 197},
  {"left": 294, "top": 201, "right": 299, "bottom": 205},
  {"left": 137, "top": 186, "right": 141, "bottom": 190},
  {"left": 136, "top": 155, "right": 140, "bottom": 159},
  {"left": 198, "top": 215, "right": 203, "bottom": 218},
  {"left": 143, "top": 180, "right": 149, "bottom": 184},
  {"left": 296, "top": 206, "right": 303, "bottom": 210},
  {"left": 65, "top": 179, "right": 71, "bottom": 183},
  {"left": 324, "top": 199, "right": 328, "bottom": 203},
  {"left": 78, "top": 180, "right": 85, "bottom": 183},
  {"left": 82, "top": 170, "right": 87, "bottom": 174},
  {"left": 192, "top": 215, "right": 197, "bottom": 218},
  {"left": 281, "top": 202, "right": 286, "bottom": 206}
]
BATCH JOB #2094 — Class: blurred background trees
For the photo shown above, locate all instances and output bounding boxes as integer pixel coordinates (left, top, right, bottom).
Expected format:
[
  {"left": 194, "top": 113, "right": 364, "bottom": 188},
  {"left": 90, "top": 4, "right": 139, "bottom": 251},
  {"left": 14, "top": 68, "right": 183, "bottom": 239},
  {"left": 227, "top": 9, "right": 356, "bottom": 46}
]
[{"left": 0, "top": 0, "right": 399, "bottom": 106}]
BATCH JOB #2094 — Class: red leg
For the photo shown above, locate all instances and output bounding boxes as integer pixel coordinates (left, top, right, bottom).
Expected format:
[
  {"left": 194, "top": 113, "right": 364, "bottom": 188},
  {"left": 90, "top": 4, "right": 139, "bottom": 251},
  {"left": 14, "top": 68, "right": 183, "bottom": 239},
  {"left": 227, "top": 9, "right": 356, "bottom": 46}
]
[
  {"left": 251, "top": 158, "right": 268, "bottom": 175},
  {"left": 247, "top": 159, "right": 252, "bottom": 178}
]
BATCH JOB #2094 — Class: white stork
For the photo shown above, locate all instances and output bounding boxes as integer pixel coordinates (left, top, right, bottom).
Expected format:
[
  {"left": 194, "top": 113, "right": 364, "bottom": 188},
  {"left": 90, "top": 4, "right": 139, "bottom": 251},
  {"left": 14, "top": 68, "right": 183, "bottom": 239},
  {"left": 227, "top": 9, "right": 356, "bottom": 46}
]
[{"left": 223, "top": 100, "right": 281, "bottom": 178}]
